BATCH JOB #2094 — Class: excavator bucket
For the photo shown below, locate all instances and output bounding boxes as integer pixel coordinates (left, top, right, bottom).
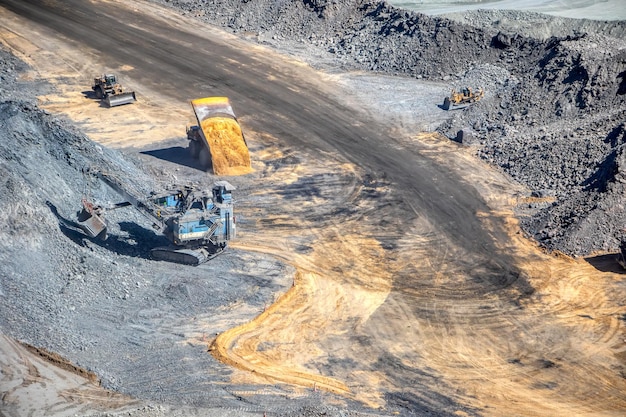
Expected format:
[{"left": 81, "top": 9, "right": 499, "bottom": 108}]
[
  {"left": 190, "top": 97, "right": 251, "bottom": 176},
  {"left": 105, "top": 91, "right": 136, "bottom": 107},
  {"left": 75, "top": 199, "right": 108, "bottom": 239}
]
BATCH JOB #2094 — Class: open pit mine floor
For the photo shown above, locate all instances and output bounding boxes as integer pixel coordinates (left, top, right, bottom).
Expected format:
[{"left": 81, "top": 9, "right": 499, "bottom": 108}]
[{"left": 0, "top": 0, "right": 625, "bottom": 416}]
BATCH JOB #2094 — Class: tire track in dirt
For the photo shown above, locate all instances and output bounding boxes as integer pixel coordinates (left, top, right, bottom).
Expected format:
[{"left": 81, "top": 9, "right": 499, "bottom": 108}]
[
  {"left": 375, "top": 202, "right": 626, "bottom": 416},
  {"left": 205, "top": 134, "right": 401, "bottom": 407},
  {"left": 0, "top": 334, "right": 136, "bottom": 416},
  {"left": 211, "top": 133, "right": 626, "bottom": 415},
  {"left": 210, "top": 268, "right": 351, "bottom": 394}
]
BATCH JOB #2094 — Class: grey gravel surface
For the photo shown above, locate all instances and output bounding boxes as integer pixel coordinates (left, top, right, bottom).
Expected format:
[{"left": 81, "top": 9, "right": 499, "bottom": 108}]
[{"left": 0, "top": 41, "right": 390, "bottom": 417}]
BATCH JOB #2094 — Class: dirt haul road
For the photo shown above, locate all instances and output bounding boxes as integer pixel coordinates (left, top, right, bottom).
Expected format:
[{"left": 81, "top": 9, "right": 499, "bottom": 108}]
[{"left": 1, "top": 0, "right": 626, "bottom": 416}]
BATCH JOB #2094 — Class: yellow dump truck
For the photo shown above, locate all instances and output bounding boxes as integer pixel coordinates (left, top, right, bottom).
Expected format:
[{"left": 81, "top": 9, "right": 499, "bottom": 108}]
[{"left": 187, "top": 97, "right": 251, "bottom": 176}]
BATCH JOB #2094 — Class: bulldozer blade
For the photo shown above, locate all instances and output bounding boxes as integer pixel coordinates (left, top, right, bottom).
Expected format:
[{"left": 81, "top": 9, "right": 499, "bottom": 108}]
[{"left": 105, "top": 91, "right": 136, "bottom": 107}]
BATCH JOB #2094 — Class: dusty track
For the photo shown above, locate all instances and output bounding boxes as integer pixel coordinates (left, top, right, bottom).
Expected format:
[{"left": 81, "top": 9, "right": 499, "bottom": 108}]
[
  {"left": 0, "top": 334, "right": 136, "bottom": 416},
  {"left": 1, "top": 0, "right": 625, "bottom": 415}
]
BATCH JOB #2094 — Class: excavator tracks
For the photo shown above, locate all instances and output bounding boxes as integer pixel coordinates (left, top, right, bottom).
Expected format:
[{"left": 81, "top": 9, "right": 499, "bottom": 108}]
[{"left": 150, "top": 246, "right": 223, "bottom": 266}]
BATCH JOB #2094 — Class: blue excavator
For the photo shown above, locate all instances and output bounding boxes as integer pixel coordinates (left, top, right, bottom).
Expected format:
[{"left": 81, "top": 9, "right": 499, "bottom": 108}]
[{"left": 74, "top": 169, "right": 236, "bottom": 265}]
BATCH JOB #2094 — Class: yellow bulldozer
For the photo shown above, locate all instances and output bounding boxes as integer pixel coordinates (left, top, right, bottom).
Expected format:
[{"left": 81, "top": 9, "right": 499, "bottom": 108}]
[
  {"left": 443, "top": 87, "right": 484, "bottom": 110},
  {"left": 92, "top": 74, "right": 136, "bottom": 107}
]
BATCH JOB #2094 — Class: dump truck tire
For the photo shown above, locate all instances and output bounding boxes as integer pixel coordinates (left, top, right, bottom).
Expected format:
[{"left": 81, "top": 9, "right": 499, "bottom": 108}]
[
  {"left": 443, "top": 97, "right": 451, "bottom": 111},
  {"left": 189, "top": 140, "right": 201, "bottom": 159},
  {"left": 199, "top": 147, "right": 211, "bottom": 171}
]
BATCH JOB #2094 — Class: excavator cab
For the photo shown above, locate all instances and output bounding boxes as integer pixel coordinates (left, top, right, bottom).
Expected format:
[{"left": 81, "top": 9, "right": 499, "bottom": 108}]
[{"left": 212, "top": 181, "right": 235, "bottom": 204}]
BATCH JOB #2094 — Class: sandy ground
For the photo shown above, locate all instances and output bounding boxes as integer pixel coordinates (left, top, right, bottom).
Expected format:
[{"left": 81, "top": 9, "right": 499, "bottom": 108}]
[
  {"left": 1, "top": 0, "right": 626, "bottom": 416},
  {"left": 0, "top": 334, "right": 137, "bottom": 416}
]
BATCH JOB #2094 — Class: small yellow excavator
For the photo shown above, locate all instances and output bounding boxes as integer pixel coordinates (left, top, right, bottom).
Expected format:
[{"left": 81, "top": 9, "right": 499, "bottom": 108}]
[{"left": 443, "top": 87, "right": 484, "bottom": 110}]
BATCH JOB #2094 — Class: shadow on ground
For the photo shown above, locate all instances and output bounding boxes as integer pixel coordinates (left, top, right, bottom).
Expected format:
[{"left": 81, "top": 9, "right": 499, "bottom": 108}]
[
  {"left": 585, "top": 253, "right": 625, "bottom": 273},
  {"left": 47, "top": 200, "right": 168, "bottom": 261},
  {"left": 141, "top": 146, "right": 208, "bottom": 171},
  {"left": 81, "top": 90, "right": 110, "bottom": 108}
]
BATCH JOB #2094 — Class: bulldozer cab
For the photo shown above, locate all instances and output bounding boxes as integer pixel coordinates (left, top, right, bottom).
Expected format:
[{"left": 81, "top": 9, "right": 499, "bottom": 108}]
[{"left": 104, "top": 74, "right": 117, "bottom": 86}]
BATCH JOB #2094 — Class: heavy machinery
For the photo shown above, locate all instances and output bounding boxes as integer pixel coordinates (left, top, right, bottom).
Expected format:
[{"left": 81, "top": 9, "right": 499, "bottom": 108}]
[
  {"left": 92, "top": 74, "right": 137, "bottom": 107},
  {"left": 442, "top": 87, "right": 484, "bottom": 110},
  {"left": 74, "top": 169, "right": 236, "bottom": 265},
  {"left": 187, "top": 97, "right": 251, "bottom": 176}
]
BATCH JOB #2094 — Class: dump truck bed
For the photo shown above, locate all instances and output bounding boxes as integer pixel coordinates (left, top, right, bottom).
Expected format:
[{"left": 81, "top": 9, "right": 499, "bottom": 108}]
[{"left": 190, "top": 97, "right": 251, "bottom": 176}]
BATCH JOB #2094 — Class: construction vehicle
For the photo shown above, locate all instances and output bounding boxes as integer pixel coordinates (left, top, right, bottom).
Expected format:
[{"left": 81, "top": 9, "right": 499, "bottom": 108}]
[
  {"left": 442, "top": 87, "right": 484, "bottom": 110},
  {"left": 187, "top": 97, "right": 251, "bottom": 176},
  {"left": 74, "top": 169, "right": 236, "bottom": 265},
  {"left": 92, "top": 74, "right": 137, "bottom": 107}
]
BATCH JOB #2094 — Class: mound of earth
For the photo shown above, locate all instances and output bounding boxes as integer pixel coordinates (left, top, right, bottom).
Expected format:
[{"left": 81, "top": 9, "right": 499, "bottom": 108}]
[{"left": 155, "top": 0, "right": 626, "bottom": 256}]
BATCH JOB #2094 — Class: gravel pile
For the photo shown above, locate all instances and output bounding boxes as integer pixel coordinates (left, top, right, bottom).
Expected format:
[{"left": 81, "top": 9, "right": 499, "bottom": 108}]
[
  {"left": 155, "top": 0, "right": 626, "bottom": 256},
  {"left": 0, "top": 45, "right": 164, "bottom": 369}
]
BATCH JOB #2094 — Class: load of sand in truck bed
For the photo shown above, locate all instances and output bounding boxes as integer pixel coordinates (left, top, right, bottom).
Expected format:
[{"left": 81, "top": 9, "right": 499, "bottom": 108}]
[{"left": 189, "top": 97, "right": 252, "bottom": 176}]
